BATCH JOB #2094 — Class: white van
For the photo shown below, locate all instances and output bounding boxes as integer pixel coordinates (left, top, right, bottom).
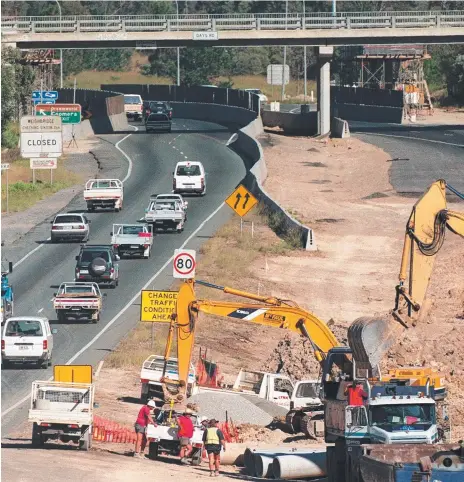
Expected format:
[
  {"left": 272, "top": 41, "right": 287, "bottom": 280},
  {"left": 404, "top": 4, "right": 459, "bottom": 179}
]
[
  {"left": 173, "top": 161, "right": 206, "bottom": 196},
  {"left": 1, "top": 316, "right": 56, "bottom": 368}
]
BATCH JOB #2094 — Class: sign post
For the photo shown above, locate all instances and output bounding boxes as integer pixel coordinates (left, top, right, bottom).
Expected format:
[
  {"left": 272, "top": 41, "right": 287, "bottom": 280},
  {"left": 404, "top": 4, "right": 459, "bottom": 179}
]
[
  {"left": 173, "top": 249, "right": 196, "bottom": 279},
  {"left": 1, "top": 163, "right": 10, "bottom": 214},
  {"left": 225, "top": 184, "right": 259, "bottom": 237}
]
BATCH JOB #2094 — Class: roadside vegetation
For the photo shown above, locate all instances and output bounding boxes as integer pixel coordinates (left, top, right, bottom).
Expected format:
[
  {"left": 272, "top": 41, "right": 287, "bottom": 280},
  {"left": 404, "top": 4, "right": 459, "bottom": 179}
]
[
  {"left": 104, "top": 206, "right": 302, "bottom": 370},
  {"left": 1, "top": 157, "right": 82, "bottom": 213}
]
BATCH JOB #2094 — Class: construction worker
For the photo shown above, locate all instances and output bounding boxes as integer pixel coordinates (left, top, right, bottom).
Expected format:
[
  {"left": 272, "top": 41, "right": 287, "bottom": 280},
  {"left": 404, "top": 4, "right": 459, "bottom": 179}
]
[
  {"left": 134, "top": 399, "right": 157, "bottom": 458},
  {"left": 203, "top": 419, "right": 226, "bottom": 477},
  {"left": 345, "top": 381, "right": 368, "bottom": 406},
  {"left": 176, "top": 408, "right": 194, "bottom": 464}
]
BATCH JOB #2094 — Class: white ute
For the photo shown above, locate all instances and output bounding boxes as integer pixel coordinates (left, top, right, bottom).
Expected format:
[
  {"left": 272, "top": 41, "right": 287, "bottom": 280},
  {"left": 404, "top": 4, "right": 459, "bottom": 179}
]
[
  {"left": 53, "top": 282, "right": 104, "bottom": 323},
  {"left": 147, "top": 408, "right": 204, "bottom": 465},
  {"left": 29, "top": 380, "right": 95, "bottom": 450},
  {"left": 140, "top": 355, "right": 197, "bottom": 404},
  {"left": 111, "top": 223, "right": 153, "bottom": 259},
  {"left": 152, "top": 193, "right": 188, "bottom": 219},
  {"left": 173, "top": 161, "right": 206, "bottom": 196},
  {"left": 144, "top": 199, "right": 185, "bottom": 233},
  {"left": 1, "top": 316, "right": 56, "bottom": 368},
  {"left": 84, "top": 179, "right": 123, "bottom": 212}
]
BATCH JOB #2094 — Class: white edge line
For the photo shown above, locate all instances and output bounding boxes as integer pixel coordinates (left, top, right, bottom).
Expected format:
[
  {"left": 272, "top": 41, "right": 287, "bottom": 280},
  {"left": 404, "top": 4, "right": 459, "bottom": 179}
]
[
  {"left": 1, "top": 201, "right": 226, "bottom": 418},
  {"left": 10, "top": 126, "right": 138, "bottom": 271},
  {"left": 37, "top": 308, "right": 44, "bottom": 313},
  {"left": 357, "top": 131, "right": 464, "bottom": 148}
]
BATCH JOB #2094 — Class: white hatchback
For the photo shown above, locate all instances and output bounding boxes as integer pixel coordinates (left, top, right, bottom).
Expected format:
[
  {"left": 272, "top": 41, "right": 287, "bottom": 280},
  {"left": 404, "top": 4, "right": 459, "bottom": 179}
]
[
  {"left": 173, "top": 161, "right": 206, "bottom": 196},
  {"left": 1, "top": 316, "right": 56, "bottom": 368}
]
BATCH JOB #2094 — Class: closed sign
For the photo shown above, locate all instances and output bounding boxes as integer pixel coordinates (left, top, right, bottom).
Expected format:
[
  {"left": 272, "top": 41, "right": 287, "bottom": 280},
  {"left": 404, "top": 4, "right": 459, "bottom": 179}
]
[{"left": 20, "top": 132, "right": 63, "bottom": 158}]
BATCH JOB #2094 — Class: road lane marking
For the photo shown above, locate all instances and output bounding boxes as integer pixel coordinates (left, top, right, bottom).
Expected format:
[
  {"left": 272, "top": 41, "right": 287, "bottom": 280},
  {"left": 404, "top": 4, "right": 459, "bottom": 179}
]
[
  {"left": 38, "top": 308, "right": 44, "bottom": 313},
  {"left": 1, "top": 200, "right": 226, "bottom": 418},
  {"left": 10, "top": 127, "right": 138, "bottom": 271},
  {"left": 357, "top": 132, "right": 464, "bottom": 148}
]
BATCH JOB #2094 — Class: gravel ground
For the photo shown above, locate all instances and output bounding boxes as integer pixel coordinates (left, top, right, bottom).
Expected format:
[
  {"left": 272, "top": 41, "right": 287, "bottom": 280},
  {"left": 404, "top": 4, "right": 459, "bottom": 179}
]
[{"left": 189, "top": 390, "right": 287, "bottom": 425}]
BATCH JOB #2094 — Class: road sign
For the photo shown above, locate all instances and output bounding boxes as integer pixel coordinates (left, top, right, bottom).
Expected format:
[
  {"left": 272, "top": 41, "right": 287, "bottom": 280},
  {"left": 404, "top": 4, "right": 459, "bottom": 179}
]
[
  {"left": 21, "top": 132, "right": 62, "bottom": 158},
  {"left": 54, "top": 365, "right": 92, "bottom": 383},
  {"left": 35, "top": 103, "right": 81, "bottom": 125},
  {"left": 32, "top": 90, "right": 58, "bottom": 100},
  {"left": 267, "top": 64, "right": 290, "bottom": 85},
  {"left": 173, "top": 249, "right": 196, "bottom": 279},
  {"left": 30, "top": 158, "right": 57, "bottom": 169},
  {"left": 193, "top": 31, "right": 218, "bottom": 41},
  {"left": 1, "top": 164, "right": 10, "bottom": 170},
  {"left": 21, "top": 115, "right": 62, "bottom": 133},
  {"left": 140, "top": 290, "right": 178, "bottom": 322},
  {"left": 225, "top": 185, "right": 258, "bottom": 217}
]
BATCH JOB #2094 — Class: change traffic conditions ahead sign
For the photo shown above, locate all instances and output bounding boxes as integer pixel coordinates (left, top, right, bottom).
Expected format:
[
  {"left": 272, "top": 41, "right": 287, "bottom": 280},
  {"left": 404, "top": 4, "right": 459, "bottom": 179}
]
[
  {"left": 225, "top": 184, "right": 258, "bottom": 217},
  {"left": 140, "top": 290, "right": 178, "bottom": 322},
  {"left": 173, "top": 249, "right": 196, "bottom": 279},
  {"left": 35, "top": 103, "right": 81, "bottom": 125}
]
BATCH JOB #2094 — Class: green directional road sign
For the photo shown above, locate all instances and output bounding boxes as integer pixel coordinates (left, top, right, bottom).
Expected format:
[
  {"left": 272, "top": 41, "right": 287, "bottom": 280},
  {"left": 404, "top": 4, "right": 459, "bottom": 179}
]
[{"left": 35, "top": 104, "right": 81, "bottom": 124}]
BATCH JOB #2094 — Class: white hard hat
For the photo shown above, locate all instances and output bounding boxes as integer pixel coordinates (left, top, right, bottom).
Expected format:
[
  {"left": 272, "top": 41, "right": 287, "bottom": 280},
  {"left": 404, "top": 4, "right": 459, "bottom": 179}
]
[{"left": 147, "top": 400, "right": 156, "bottom": 408}]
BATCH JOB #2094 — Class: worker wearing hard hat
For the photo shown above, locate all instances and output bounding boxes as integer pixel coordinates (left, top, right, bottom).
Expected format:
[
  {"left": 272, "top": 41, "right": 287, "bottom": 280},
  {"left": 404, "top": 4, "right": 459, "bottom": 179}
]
[{"left": 134, "top": 399, "right": 157, "bottom": 458}]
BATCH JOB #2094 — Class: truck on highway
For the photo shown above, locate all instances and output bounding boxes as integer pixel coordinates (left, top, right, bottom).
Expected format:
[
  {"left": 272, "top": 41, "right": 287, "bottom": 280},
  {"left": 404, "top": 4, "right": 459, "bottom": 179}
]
[
  {"left": 124, "top": 94, "right": 143, "bottom": 121},
  {"left": 84, "top": 179, "right": 123, "bottom": 212},
  {"left": 29, "top": 379, "right": 94, "bottom": 450},
  {"left": 110, "top": 223, "right": 153, "bottom": 259},
  {"left": 151, "top": 193, "right": 188, "bottom": 218},
  {"left": 53, "top": 282, "right": 104, "bottom": 323},
  {"left": 140, "top": 355, "right": 197, "bottom": 405},
  {"left": 144, "top": 199, "right": 185, "bottom": 233},
  {"left": 146, "top": 408, "right": 204, "bottom": 465}
]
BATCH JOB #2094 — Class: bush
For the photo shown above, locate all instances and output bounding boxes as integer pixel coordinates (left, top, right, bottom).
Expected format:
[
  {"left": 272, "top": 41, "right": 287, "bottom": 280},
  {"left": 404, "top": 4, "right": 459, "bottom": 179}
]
[
  {"left": 2, "top": 122, "right": 19, "bottom": 149},
  {"left": 9, "top": 181, "right": 40, "bottom": 193}
]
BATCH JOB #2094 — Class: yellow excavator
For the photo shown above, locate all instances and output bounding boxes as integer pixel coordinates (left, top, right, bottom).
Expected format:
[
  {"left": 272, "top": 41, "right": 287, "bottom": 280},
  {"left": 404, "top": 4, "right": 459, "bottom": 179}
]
[{"left": 162, "top": 180, "right": 463, "bottom": 404}]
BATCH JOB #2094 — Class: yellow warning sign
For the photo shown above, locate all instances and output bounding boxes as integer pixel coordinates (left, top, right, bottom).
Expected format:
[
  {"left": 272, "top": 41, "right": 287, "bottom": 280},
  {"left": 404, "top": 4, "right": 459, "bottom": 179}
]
[
  {"left": 225, "top": 184, "right": 258, "bottom": 217},
  {"left": 140, "top": 290, "right": 178, "bottom": 322},
  {"left": 54, "top": 365, "right": 93, "bottom": 383}
]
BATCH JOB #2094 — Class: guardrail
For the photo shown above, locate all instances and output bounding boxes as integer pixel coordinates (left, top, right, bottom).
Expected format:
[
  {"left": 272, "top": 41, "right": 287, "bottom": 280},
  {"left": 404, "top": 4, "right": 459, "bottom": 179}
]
[{"left": 2, "top": 10, "right": 463, "bottom": 34}]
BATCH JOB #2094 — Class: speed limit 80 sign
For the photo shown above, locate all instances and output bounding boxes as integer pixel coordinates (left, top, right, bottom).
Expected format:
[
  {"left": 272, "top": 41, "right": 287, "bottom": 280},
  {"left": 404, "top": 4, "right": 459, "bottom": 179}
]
[{"left": 173, "top": 249, "right": 196, "bottom": 279}]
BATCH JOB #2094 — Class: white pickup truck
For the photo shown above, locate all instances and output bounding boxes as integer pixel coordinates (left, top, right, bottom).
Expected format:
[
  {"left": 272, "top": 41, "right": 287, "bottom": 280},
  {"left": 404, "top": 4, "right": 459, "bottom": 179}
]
[
  {"left": 110, "top": 223, "right": 153, "bottom": 259},
  {"left": 146, "top": 408, "right": 204, "bottom": 465},
  {"left": 144, "top": 199, "right": 185, "bottom": 233},
  {"left": 151, "top": 193, "right": 188, "bottom": 219},
  {"left": 29, "top": 380, "right": 95, "bottom": 450},
  {"left": 53, "top": 282, "right": 103, "bottom": 323},
  {"left": 140, "top": 355, "right": 197, "bottom": 404},
  {"left": 84, "top": 179, "right": 123, "bottom": 212}
]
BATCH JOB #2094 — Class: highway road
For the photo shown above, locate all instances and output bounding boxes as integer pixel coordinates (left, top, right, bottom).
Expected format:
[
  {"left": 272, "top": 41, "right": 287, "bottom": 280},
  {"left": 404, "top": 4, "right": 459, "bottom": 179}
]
[
  {"left": 1, "top": 118, "right": 246, "bottom": 434},
  {"left": 350, "top": 121, "right": 464, "bottom": 194}
]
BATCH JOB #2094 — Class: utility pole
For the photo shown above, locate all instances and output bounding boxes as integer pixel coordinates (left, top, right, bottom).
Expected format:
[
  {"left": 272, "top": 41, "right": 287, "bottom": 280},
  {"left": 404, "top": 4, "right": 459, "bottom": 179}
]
[
  {"left": 303, "top": 0, "right": 307, "bottom": 100},
  {"left": 55, "top": 0, "right": 63, "bottom": 88},
  {"left": 281, "top": 0, "right": 288, "bottom": 101},
  {"left": 176, "top": 0, "right": 180, "bottom": 86}
]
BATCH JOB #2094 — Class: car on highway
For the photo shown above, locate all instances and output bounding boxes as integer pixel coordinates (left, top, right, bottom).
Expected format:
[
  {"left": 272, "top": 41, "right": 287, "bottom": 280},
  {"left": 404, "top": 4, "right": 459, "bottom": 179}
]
[
  {"left": 145, "top": 112, "right": 172, "bottom": 133},
  {"left": 75, "top": 245, "right": 120, "bottom": 288},
  {"left": 173, "top": 161, "right": 206, "bottom": 196},
  {"left": 151, "top": 193, "right": 188, "bottom": 218},
  {"left": 143, "top": 101, "right": 173, "bottom": 121},
  {"left": 1, "top": 316, "right": 56, "bottom": 369},
  {"left": 124, "top": 94, "right": 143, "bottom": 121},
  {"left": 50, "top": 213, "right": 91, "bottom": 243},
  {"left": 244, "top": 88, "right": 269, "bottom": 106}
]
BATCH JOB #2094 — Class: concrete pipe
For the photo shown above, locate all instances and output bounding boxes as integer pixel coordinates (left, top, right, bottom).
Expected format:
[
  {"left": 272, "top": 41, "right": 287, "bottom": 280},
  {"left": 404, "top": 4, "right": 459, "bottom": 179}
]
[
  {"left": 272, "top": 452, "right": 327, "bottom": 480},
  {"left": 254, "top": 449, "right": 326, "bottom": 478},
  {"left": 221, "top": 443, "right": 259, "bottom": 466}
]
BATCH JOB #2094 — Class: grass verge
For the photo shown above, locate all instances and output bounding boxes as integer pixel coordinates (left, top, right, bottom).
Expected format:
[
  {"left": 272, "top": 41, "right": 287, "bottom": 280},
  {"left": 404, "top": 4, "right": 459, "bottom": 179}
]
[
  {"left": 104, "top": 206, "right": 301, "bottom": 370},
  {"left": 1, "top": 158, "right": 82, "bottom": 213}
]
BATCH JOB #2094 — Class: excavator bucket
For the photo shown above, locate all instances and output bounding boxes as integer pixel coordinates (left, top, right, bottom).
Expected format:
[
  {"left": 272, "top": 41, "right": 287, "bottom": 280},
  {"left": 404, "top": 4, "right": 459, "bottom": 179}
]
[{"left": 348, "top": 315, "right": 404, "bottom": 370}]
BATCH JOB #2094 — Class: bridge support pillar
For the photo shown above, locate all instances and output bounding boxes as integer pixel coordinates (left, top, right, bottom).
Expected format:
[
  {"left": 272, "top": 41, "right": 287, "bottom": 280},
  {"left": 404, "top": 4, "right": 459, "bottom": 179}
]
[{"left": 317, "top": 46, "right": 333, "bottom": 136}]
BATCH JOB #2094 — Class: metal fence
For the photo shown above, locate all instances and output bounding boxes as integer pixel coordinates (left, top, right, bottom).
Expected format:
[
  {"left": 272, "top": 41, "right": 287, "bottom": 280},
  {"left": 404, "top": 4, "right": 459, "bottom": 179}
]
[
  {"left": 2, "top": 11, "right": 463, "bottom": 34},
  {"left": 331, "top": 86, "right": 404, "bottom": 108},
  {"left": 100, "top": 84, "right": 261, "bottom": 114}
]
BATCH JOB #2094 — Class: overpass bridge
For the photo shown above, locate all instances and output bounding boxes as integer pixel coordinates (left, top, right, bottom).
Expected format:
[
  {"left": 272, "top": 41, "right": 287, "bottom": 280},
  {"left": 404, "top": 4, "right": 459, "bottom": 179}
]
[
  {"left": 1, "top": 11, "right": 464, "bottom": 48},
  {"left": 2, "top": 10, "right": 462, "bottom": 137}
]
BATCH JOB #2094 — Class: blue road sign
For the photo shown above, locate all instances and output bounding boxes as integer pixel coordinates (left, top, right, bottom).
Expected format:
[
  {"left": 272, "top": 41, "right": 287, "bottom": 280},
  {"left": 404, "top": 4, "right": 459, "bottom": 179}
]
[{"left": 32, "top": 91, "right": 58, "bottom": 100}]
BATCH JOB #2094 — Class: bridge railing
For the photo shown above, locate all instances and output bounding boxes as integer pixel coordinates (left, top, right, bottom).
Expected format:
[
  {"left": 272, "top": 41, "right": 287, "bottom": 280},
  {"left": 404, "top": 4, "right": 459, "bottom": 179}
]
[{"left": 2, "top": 11, "right": 464, "bottom": 34}]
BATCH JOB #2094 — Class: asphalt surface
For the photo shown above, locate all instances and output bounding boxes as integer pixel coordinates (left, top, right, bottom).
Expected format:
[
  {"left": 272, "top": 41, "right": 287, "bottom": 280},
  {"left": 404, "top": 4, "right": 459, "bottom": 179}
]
[
  {"left": 1, "top": 118, "right": 246, "bottom": 434},
  {"left": 350, "top": 121, "right": 464, "bottom": 195}
]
